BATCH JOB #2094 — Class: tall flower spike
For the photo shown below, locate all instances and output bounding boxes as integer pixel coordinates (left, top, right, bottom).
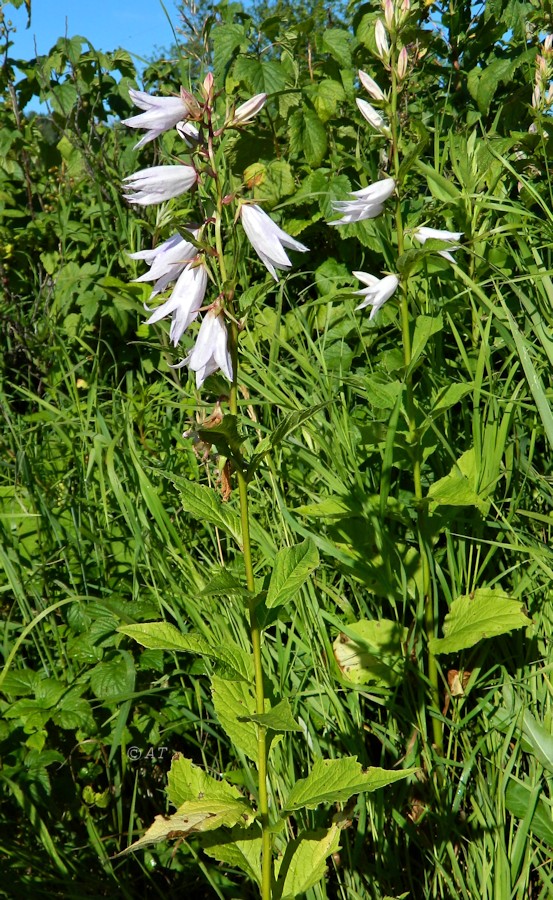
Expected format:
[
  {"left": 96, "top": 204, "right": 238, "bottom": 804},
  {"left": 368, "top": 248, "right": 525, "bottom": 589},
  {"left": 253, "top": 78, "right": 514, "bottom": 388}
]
[
  {"left": 179, "top": 309, "right": 234, "bottom": 387},
  {"left": 123, "top": 165, "right": 198, "bottom": 206},
  {"left": 123, "top": 89, "right": 191, "bottom": 149},
  {"left": 128, "top": 232, "right": 198, "bottom": 297},
  {"left": 354, "top": 271, "right": 399, "bottom": 319},
  {"left": 413, "top": 226, "right": 463, "bottom": 263},
  {"left": 144, "top": 262, "right": 208, "bottom": 346},
  {"left": 329, "top": 177, "right": 396, "bottom": 226},
  {"left": 240, "top": 204, "right": 309, "bottom": 281},
  {"left": 359, "top": 69, "right": 386, "bottom": 102}
]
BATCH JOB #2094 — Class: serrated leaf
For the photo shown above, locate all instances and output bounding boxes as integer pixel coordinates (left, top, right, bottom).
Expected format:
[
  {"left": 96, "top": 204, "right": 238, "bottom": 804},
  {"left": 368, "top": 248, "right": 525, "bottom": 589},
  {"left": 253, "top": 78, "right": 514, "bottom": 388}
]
[
  {"left": 429, "top": 589, "right": 531, "bottom": 655},
  {"left": 211, "top": 675, "right": 259, "bottom": 761},
  {"left": 282, "top": 757, "right": 416, "bottom": 812},
  {"left": 166, "top": 474, "right": 243, "bottom": 545},
  {"left": 321, "top": 28, "right": 352, "bottom": 68},
  {"left": 212, "top": 24, "right": 247, "bottom": 82},
  {"left": 275, "top": 826, "right": 341, "bottom": 900},
  {"left": 193, "top": 414, "right": 244, "bottom": 464},
  {"left": 244, "top": 699, "right": 303, "bottom": 733},
  {"left": 427, "top": 448, "right": 490, "bottom": 515},
  {"left": 232, "top": 57, "right": 286, "bottom": 95},
  {"left": 202, "top": 826, "right": 262, "bottom": 884},
  {"left": 289, "top": 108, "right": 327, "bottom": 168},
  {"left": 167, "top": 755, "right": 243, "bottom": 808},
  {"left": 266, "top": 539, "right": 319, "bottom": 610},
  {"left": 89, "top": 652, "right": 135, "bottom": 701},
  {"left": 118, "top": 799, "right": 253, "bottom": 856}
]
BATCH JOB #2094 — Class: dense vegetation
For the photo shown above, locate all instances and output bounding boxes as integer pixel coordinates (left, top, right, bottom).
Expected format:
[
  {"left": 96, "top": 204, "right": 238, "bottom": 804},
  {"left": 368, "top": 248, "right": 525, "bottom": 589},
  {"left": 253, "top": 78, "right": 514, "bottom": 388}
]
[{"left": 1, "top": 0, "right": 553, "bottom": 896}]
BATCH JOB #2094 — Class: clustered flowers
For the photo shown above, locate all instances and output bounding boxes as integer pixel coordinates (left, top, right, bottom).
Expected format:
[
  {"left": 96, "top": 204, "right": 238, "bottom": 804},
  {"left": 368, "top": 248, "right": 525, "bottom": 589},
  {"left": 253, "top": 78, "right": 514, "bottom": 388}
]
[{"left": 121, "top": 76, "right": 308, "bottom": 387}]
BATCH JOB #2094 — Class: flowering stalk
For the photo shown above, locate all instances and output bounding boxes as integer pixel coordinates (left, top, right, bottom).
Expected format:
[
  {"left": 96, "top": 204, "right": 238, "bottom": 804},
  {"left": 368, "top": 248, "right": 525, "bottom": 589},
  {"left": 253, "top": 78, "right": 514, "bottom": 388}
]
[{"left": 387, "top": 10, "right": 442, "bottom": 754}]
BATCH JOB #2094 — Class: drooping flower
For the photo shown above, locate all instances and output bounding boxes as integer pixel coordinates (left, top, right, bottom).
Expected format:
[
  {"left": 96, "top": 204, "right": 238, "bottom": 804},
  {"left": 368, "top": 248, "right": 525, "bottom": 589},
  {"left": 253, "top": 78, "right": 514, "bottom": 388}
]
[
  {"left": 128, "top": 232, "right": 198, "bottom": 296},
  {"left": 123, "top": 165, "right": 198, "bottom": 206},
  {"left": 356, "top": 98, "right": 390, "bottom": 135},
  {"left": 353, "top": 271, "right": 399, "bottom": 319},
  {"left": 123, "top": 89, "right": 191, "bottom": 149},
  {"left": 240, "top": 203, "right": 309, "bottom": 281},
  {"left": 358, "top": 69, "right": 386, "bottom": 102},
  {"left": 413, "top": 226, "right": 463, "bottom": 263},
  {"left": 181, "top": 309, "right": 234, "bottom": 387},
  {"left": 145, "top": 262, "right": 208, "bottom": 346},
  {"left": 329, "top": 177, "right": 396, "bottom": 226},
  {"left": 229, "top": 93, "right": 267, "bottom": 126}
]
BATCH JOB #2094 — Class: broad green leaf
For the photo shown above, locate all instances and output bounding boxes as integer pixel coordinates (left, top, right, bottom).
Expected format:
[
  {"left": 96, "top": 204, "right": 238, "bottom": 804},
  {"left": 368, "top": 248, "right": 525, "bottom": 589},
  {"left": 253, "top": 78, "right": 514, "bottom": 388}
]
[
  {"left": 89, "top": 651, "right": 135, "bottom": 701},
  {"left": 289, "top": 108, "right": 327, "bottom": 168},
  {"left": 407, "top": 315, "right": 443, "bottom": 376},
  {"left": 212, "top": 24, "right": 247, "bottom": 82},
  {"left": 244, "top": 699, "right": 303, "bottom": 733},
  {"left": 308, "top": 79, "right": 346, "bottom": 123},
  {"left": 192, "top": 414, "right": 244, "bottom": 464},
  {"left": 430, "top": 383, "right": 473, "bottom": 417},
  {"left": 275, "top": 826, "right": 341, "bottom": 900},
  {"left": 118, "top": 799, "right": 253, "bottom": 856},
  {"left": 167, "top": 756, "right": 243, "bottom": 808},
  {"left": 429, "top": 589, "right": 531, "bottom": 654},
  {"left": 321, "top": 28, "right": 352, "bottom": 68},
  {"left": 118, "top": 623, "right": 253, "bottom": 681},
  {"left": 416, "top": 161, "right": 461, "bottom": 203},
  {"left": 232, "top": 57, "right": 286, "bottom": 95},
  {"left": 266, "top": 539, "right": 319, "bottom": 609},
  {"left": 167, "top": 475, "right": 242, "bottom": 545},
  {"left": 520, "top": 708, "right": 553, "bottom": 775},
  {"left": 333, "top": 619, "right": 407, "bottom": 687},
  {"left": 282, "top": 757, "right": 416, "bottom": 812},
  {"left": 427, "top": 448, "right": 490, "bottom": 515},
  {"left": 211, "top": 675, "right": 259, "bottom": 762},
  {"left": 365, "top": 375, "right": 404, "bottom": 410},
  {"left": 202, "top": 826, "right": 262, "bottom": 884},
  {"left": 506, "top": 782, "right": 553, "bottom": 846}
]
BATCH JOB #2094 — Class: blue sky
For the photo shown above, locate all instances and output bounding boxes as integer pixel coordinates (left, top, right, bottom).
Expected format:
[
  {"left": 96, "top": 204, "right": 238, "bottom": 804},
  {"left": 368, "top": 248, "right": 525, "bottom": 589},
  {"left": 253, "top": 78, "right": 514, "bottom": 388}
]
[{"left": 8, "top": 0, "right": 181, "bottom": 64}]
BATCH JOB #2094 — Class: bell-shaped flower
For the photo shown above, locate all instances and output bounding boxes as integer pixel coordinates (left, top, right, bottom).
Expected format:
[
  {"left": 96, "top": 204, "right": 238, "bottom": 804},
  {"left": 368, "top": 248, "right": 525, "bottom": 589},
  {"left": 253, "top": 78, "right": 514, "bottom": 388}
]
[
  {"left": 144, "top": 262, "right": 208, "bottom": 346},
  {"left": 180, "top": 309, "right": 233, "bottom": 387},
  {"left": 128, "top": 232, "right": 198, "bottom": 296},
  {"left": 359, "top": 69, "right": 386, "bottom": 102},
  {"left": 356, "top": 98, "right": 390, "bottom": 135},
  {"left": 229, "top": 93, "right": 267, "bottom": 126},
  {"left": 354, "top": 271, "right": 399, "bottom": 319},
  {"left": 330, "top": 177, "right": 395, "bottom": 226},
  {"left": 123, "top": 165, "right": 198, "bottom": 206},
  {"left": 123, "top": 89, "right": 191, "bottom": 149},
  {"left": 240, "top": 203, "right": 309, "bottom": 281},
  {"left": 413, "top": 226, "right": 463, "bottom": 263}
]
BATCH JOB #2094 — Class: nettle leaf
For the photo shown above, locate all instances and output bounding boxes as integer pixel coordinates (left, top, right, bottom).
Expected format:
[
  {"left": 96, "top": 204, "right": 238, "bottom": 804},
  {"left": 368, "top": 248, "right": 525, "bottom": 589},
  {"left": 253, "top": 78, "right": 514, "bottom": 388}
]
[
  {"left": 289, "top": 108, "right": 327, "bottom": 168},
  {"left": 202, "top": 826, "right": 262, "bottom": 884},
  {"left": 429, "top": 589, "right": 531, "bottom": 655},
  {"left": 275, "top": 825, "right": 341, "bottom": 900},
  {"left": 333, "top": 619, "right": 407, "bottom": 687},
  {"left": 282, "top": 757, "right": 416, "bottom": 812},
  {"left": 118, "top": 799, "right": 254, "bottom": 856},
  {"left": 244, "top": 699, "right": 303, "bottom": 733},
  {"left": 266, "top": 539, "right": 319, "bottom": 610},
  {"left": 118, "top": 623, "right": 253, "bottom": 681},
  {"left": 167, "top": 756, "right": 243, "bottom": 808},
  {"left": 212, "top": 23, "right": 247, "bottom": 82},
  {"left": 232, "top": 57, "right": 286, "bottom": 95}
]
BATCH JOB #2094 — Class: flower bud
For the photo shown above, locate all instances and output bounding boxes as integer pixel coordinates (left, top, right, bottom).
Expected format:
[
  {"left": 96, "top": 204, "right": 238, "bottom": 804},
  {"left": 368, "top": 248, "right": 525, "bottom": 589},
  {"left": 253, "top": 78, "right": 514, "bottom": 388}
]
[
  {"left": 532, "top": 83, "right": 542, "bottom": 109},
  {"left": 229, "top": 93, "right": 267, "bottom": 126},
  {"left": 383, "top": 0, "right": 395, "bottom": 30},
  {"left": 201, "top": 72, "right": 214, "bottom": 103},
  {"left": 397, "top": 46, "right": 408, "bottom": 80},
  {"left": 359, "top": 69, "right": 386, "bottom": 101},
  {"left": 375, "top": 19, "right": 390, "bottom": 60},
  {"left": 544, "top": 34, "right": 553, "bottom": 53}
]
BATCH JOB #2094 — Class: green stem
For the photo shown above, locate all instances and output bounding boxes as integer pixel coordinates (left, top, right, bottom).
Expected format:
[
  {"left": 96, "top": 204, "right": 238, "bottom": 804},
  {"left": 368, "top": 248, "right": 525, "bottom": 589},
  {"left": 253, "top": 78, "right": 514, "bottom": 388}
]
[
  {"left": 229, "top": 323, "right": 272, "bottom": 899},
  {"left": 390, "top": 40, "right": 442, "bottom": 755}
]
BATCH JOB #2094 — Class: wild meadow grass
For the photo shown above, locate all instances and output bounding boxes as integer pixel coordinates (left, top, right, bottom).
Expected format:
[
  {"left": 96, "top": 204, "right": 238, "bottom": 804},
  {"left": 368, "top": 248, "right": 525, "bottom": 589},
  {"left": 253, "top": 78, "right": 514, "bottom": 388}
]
[{"left": 1, "top": 0, "right": 553, "bottom": 896}]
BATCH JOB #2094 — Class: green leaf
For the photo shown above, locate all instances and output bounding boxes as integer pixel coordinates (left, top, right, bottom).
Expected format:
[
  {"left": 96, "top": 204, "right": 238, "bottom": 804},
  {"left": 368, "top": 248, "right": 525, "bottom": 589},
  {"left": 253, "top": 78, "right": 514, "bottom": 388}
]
[
  {"left": 321, "top": 28, "right": 352, "bottom": 68},
  {"left": 282, "top": 757, "right": 416, "bottom": 812},
  {"left": 232, "top": 58, "right": 286, "bottom": 95},
  {"left": 247, "top": 403, "right": 329, "bottom": 478},
  {"left": 333, "top": 619, "right": 407, "bottom": 687},
  {"left": 212, "top": 24, "right": 247, "bottom": 82},
  {"left": 429, "top": 589, "right": 531, "bottom": 655},
  {"left": 506, "top": 782, "right": 553, "bottom": 846},
  {"left": 519, "top": 708, "right": 553, "bottom": 775},
  {"left": 416, "top": 161, "right": 461, "bottom": 203},
  {"left": 118, "top": 623, "right": 253, "bottom": 681},
  {"left": 167, "top": 756, "right": 243, "bottom": 808},
  {"left": 289, "top": 108, "right": 328, "bottom": 168},
  {"left": 275, "top": 826, "right": 341, "bottom": 900},
  {"left": 202, "top": 827, "right": 262, "bottom": 884},
  {"left": 191, "top": 415, "right": 244, "bottom": 464},
  {"left": 211, "top": 675, "right": 259, "bottom": 762},
  {"left": 504, "top": 304, "right": 553, "bottom": 454},
  {"left": 89, "top": 651, "right": 135, "bottom": 701},
  {"left": 266, "top": 539, "right": 319, "bottom": 610},
  {"left": 167, "top": 475, "right": 243, "bottom": 545},
  {"left": 244, "top": 699, "right": 303, "bottom": 733},
  {"left": 118, "top": 798, "right": 254, "bottom": 856},
  {"left": 430, "top": 383, "right": 473, "bottom": 418},
  {"left": 407, "top": 315, "right": 443, "bottom": 376},
  {"left": 427, "top": 448, "right": 490, "bottom": 515},
  {"left": 308, "top": 79, "right": 346, "bottom": 123}
]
